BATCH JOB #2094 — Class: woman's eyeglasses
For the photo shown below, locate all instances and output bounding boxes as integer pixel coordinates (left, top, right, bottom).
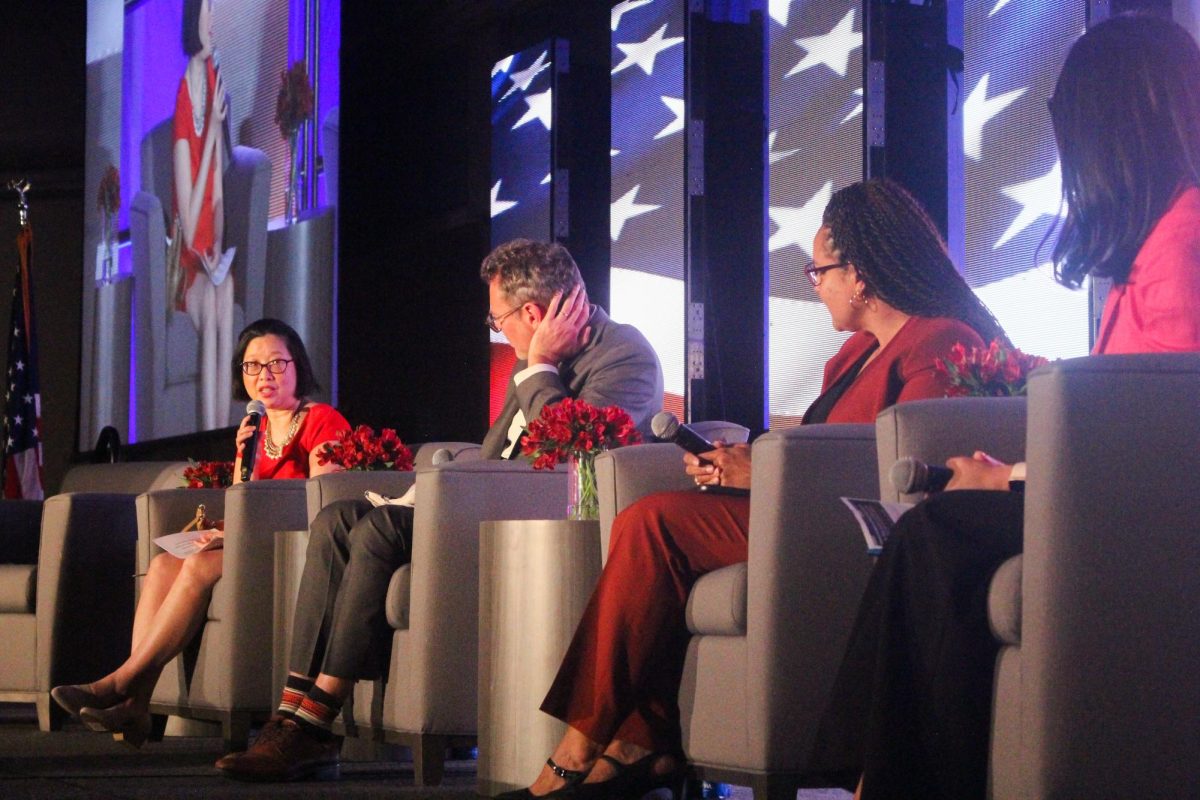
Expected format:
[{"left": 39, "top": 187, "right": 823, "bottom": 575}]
[
  {"left": 803, "top": 260, "right": 849, "bottom": 287},
  {"left": 241, "top": 359, "right": 293, "bottom": 376}
]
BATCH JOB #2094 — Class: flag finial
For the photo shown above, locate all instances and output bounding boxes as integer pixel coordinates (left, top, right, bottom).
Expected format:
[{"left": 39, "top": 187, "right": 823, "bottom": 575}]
[{"left": 7, "top": 180, "right": 30, "bottom": 227}]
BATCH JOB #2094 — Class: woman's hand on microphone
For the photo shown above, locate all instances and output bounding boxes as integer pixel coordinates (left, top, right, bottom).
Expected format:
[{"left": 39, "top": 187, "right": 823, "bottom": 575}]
[
  {"left": 944, "top": 451, "right": 1012, "bottom": 492},
  {"left": 235, "top": 414, "right": 258, "bottom": 457}
]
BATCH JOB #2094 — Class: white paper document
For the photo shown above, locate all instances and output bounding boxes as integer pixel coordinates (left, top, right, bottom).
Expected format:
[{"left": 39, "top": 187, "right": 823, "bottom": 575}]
[
  {"left": 840, "top": 497, "right": 914, "bottom": 555},
  {"left": 365, "top": 483, "right": 416, "bottom": 508},
  {"left": 202, "top": 246, "right": 236, "bottom": 287},
  {"left": 153, "top": 528, "right": 224, "bottom": 559}
]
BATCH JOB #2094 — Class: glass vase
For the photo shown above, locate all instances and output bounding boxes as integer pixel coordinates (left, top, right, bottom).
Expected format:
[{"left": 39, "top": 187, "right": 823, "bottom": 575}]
[{"left": 567, "top": 452, "right": 599, "bottom": 521}]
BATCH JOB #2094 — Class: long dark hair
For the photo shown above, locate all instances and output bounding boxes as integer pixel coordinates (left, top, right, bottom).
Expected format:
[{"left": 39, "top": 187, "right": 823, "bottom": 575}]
[
  {"left": 1050, "top": 13, "right": 1200, "bottom": 288},
  {"left": 822, "top": 179, "right": 1008, "bottom": 345},
  {"left": 231, "top": 318, "right": 320, "bottom": 402},
  {"left": 182, "top": 0, "right": 205, "bottom": 57}
]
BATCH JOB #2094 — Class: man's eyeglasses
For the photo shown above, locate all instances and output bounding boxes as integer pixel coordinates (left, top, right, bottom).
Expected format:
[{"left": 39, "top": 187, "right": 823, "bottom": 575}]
[
  {"left": 486, "top": 305, "right": 522, "bottom": 333},
  {"left": 803, "top": 260, "right": 849, "bottom": 287},
  {"left": 241, "top": 359, "right": 293, "bottom": 376}
]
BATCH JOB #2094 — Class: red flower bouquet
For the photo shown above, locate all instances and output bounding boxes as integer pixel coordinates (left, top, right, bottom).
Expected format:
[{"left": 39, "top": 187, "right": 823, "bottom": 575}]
[
  {"left": 520, "top": 398, "right": 641, "bottom": 519},
  {"left": 182, "top": 460, "right": 234, "bottom": 489},
  {"left": 936, "top": 339, "right": 1050, "bottom": 397},
  {"left": 274, "top": 62, "right": 314, "bottom": 140},
  {"left": 317, "top": 425, "right": 414, "bottom": 472}
]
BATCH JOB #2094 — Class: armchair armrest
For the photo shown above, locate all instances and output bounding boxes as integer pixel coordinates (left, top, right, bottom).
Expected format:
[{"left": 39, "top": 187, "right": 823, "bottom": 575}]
[
  {"left": 0, "top": 499, "right": 44, "bottom": 564},
  {"left": 744, "top": 423, "right": 878, "bottom": 763},
  {"left": 135, "top": 488, "right": 226, "bottom": 576},
  {"left": 596, "top": 444, "right": 694, "bottom": 560},
  {"left": 414, "top": 442, "right": 482, "bottom": 466},
  {"left": 222, "top": 145, "right": 271, "bottom": 323},
  {"left": 305, "top": 471, "right": 417, "bottom": 527},
  {"left": 875, "top": 397, "right": 1027, "bottom": 502},
  {"left": 35, "top": 493, "right": 142, "bottom": 691}
]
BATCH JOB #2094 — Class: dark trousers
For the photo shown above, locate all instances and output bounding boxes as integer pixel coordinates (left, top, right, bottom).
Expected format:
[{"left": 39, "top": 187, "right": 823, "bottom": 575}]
[
  {"left": 810, "top": 490, "right": 1024, "bottom": 800},
  {"left": 540, "top": 490, "right": 750, "bottom": 753},
  {"left": 288, "top": 499, "right": 415, "bottom": 681}
]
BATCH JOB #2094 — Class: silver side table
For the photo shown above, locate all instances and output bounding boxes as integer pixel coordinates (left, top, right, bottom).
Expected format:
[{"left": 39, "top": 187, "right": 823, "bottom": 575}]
[{"left": 477, "top": 519, "right": 602, "bottom": 796}]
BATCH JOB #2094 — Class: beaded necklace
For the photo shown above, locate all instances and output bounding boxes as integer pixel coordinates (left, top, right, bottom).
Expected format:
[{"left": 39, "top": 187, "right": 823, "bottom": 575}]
[{"left": 263, "top": 406, "right": 304, "bottom": 460}]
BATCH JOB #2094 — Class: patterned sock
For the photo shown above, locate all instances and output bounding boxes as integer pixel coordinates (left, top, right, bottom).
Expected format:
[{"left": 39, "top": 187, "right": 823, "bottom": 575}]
[
  {"left": 276, "top": 675, "right": 314, "bottom": 719},
  {"left": 294, "top": 685, "right": 343, "bottom": 740}
]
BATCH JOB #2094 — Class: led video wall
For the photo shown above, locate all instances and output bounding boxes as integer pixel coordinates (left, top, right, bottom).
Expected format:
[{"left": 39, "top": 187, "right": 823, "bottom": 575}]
[
  {"left": 767, "top": 1, "right": 864, "bottom": 427},
  {"left": 609, "top": 0, "right": 687, "bottom": 418},
  {"left": 82, "top": 0, "right": 340, "bottom": 447},
  {"left": 962, "top": 0, "right": 1090, "bottom": 360},
  {"left": 489, "top": 40, "right": 557, "bottom": 423}
]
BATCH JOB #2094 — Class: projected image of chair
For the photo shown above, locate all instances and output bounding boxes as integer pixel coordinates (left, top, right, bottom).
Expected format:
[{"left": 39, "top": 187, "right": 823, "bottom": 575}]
[{"left": 128, "top": 117, "right": 270, "bottom": 441}]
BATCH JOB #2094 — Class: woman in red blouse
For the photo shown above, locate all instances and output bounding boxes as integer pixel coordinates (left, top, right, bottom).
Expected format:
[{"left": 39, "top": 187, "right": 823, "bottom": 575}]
[
  {"left": 502, "top": 180, "right": 1007, "bottom": 800},
  {"left": 173, "top": 0, "right": 235, "bottom": 431},
  {"left": 51, "top": 319, "right": 349, "bottom": 746}
]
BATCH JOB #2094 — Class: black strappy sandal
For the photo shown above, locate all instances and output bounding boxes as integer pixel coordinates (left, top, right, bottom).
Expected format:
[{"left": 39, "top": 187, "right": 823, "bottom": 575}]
[{"left": 494, "top": 757, "right": 593, "bottom": 800}]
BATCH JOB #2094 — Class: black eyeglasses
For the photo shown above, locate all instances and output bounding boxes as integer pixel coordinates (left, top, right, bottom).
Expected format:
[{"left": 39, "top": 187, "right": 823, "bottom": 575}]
[
  {"left": 486, "top": 305, "right": 522, "bottom": 333},
  {"left": 241, "top": 359, "right": 293, "bottom": 376},
  {"left": 803, "top": 260, "right": 849, "bottom": 287}
]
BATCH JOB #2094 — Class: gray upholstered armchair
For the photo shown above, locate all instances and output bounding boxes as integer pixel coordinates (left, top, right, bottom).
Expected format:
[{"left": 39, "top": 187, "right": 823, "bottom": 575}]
[
  {"left": 295, "top": 443, "right": 569, "bottom": 785},
  {"left": 988, "top": 354, "right": 1200, "bottom": 799},
  {"left": 0, "top": 462, "right": 187, "bottom": 731},
  {"left": 128, "top": 117, "right": 270, "bottom": 440},
  {"left": 137, "top": 478, "right": 309, "bottom": 750}
]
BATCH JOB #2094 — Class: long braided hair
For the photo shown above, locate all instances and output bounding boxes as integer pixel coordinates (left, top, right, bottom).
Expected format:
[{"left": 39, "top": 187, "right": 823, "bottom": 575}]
[{"left": 822, "top": 179, "right": 1009, "bottom": 345}]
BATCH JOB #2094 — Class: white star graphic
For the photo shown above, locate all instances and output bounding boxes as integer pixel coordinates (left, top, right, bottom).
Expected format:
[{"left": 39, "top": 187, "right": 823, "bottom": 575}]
[
  {"left": 769, "top": 0, "right": 794, "bottom": 27},
  {"left": 611, "top": 0, "right": 653, "bottom": 31},
  {"left": 491, "top": 55, "right": 514, "bottom": 78},
  {"left": 22, "top": 393, "right": 31, "bottom": 403},
  {"left": 994, "top": 162, "right": 1065, "bottom": 250},
  {"left": 768, "top": 131, "right": 799, "bottom": 165},
  {"left": 501, "top": 50, "right": 550, "bottom": 101},
  {"left": 512, "top": 88, "right": 553, "bottom": 131},
  {"left": 12, "top": 415, "right": 20, "bottom": 426},
  {"left": 786, "top": 9, "right": 861, "bottom": 78},
  {"left": 491, "top": 181, "right": 518, "bottom": 219},
  {"left": 962, "top": 73, "right": 1025, "bottom": 162},
  {"left": 6, "top": 437, "right": 11, "bottom": 448},
  {"left": 654, "top": 96, "right": 685, "bottom": 140},
  {"left": 841, "top": 87, "right": 864, "bottom": 124},
  {"left": 769, "top": 181, "right": 833, "bottom": 255},
  {"left": 611, "top": 185, "right": 661, "bottom": 241},
  {"left": 612, "top": 23, "right": 684, "bottom": 77},
  {"left": 989, "top": 0, "right": 1013, "bottom": 17},
  {"left": 14, "top": 360, "right": 22, "bottom": 371}
]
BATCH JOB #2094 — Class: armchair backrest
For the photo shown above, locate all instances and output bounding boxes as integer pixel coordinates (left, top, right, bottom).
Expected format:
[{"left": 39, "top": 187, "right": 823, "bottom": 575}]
[
  {"left": 1018, "top": 353, "right": 1200, "bottom": 798},
  {"left": 875, "top": 397, "right": 1026, "bottom": 502},
  {"left": 59, "top": 461, "right": 187, "bottom": 495}
]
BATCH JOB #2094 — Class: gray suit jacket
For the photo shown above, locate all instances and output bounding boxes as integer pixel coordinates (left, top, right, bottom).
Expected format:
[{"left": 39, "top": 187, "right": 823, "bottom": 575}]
[{"left": 480, "top": 306, "right": 664, "bottom": 460}]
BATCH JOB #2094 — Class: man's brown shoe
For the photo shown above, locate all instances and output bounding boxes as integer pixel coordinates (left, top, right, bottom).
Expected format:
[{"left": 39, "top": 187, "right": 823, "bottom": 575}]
[
  {"left": 215, "top": 718, "right": 340, "bottom": 782},
  {"left": 214, "top": 715, "right": 289, "bottom": 771}
]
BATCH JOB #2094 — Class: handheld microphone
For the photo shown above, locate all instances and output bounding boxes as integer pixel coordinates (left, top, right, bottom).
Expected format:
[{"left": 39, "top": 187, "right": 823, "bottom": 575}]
[
  {"left": 240, "top": 400, "right": 267, "bottom": 482},
  {"left": 212, "top": 48, "right": 234, "bottom": 161},
  {"left": 889, "top": 457, "right": 954, "bottom": 494},
  {"left": 651, "top": 411, "right": 715, "bottom": 459}
]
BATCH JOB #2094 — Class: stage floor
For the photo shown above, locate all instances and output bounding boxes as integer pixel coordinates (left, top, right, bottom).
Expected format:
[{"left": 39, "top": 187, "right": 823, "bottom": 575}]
[{"left": 0, "top": 704, "right": 851, "bottom": 800}]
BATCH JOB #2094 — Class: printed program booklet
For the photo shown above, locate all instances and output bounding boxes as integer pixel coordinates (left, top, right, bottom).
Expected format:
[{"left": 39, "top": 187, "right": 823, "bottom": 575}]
[
  {"left": 840, "top": 498, "right": 914, "bottom": 554},
  {"left": 153, "top": 528, "right": 224, "bottom": 559}
]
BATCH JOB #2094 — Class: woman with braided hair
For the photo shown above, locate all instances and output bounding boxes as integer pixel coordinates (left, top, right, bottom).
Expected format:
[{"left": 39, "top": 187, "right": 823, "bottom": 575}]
[{"left": 497, "top": 178, "right": 1004, "bottom": 800}]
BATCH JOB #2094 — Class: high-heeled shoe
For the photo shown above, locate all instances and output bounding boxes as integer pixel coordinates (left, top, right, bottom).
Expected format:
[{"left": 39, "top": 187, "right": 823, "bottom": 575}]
[
  {"left": 495, "top": 757, "right": 593, "bottom": 800},
  {"left": 576, "top": 752, "right": 682, "bottom": 800},
  {"left": 80, "top": 700, "right": 152, "bottom": 749},
  {"left": 50, "top": 684, "right": 114, "bottom": 719}
]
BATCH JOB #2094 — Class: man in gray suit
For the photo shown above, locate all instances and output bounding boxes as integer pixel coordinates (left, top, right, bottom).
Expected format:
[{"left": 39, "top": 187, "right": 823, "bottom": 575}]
[{"left": 217, "top": 239, "right": 663, "bottom": 781}]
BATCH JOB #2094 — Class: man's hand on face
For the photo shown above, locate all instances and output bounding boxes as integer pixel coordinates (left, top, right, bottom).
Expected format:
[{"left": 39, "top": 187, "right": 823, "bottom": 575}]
[{"left": 526, "top": 285, "right": 593, "bottom": 366}]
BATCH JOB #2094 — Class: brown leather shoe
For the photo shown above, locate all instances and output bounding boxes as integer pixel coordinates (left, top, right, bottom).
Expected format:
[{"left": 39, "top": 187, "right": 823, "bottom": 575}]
[
  {"left": 216, "top": 718, "right": 340, "bottom": 782},
  {"left": 214, "top": 716, "right": 288, "bottom": 770}
]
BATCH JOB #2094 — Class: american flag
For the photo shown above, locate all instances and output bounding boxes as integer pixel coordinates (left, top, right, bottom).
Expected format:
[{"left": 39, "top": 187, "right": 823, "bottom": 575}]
[{"left": 3, "top": 219, "right": 44, "bottom": 500}]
